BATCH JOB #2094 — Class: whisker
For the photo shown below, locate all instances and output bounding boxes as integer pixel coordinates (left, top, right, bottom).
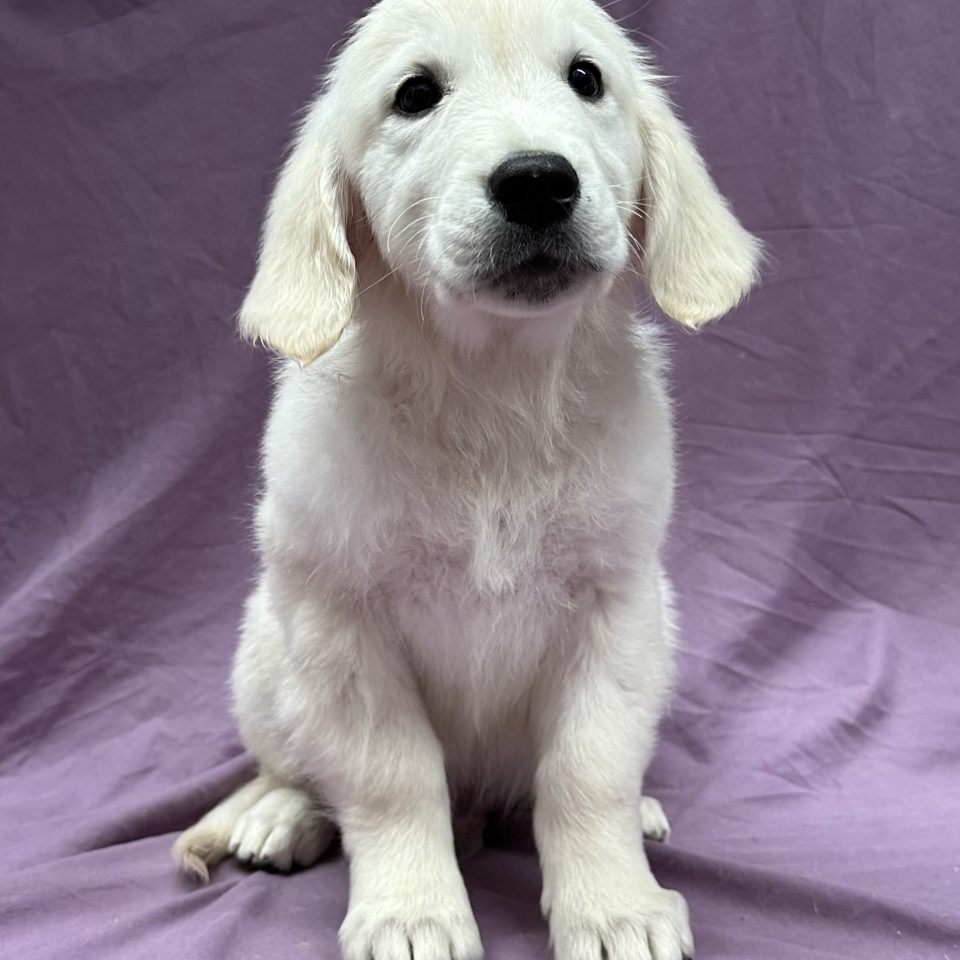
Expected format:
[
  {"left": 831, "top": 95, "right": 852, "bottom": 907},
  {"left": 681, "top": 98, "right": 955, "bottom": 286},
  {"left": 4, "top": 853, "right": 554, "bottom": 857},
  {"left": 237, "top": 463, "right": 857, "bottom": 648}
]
[
  {"left": 355, "top": 266, "right": 400, "bottom": 298},
  {"left": 384, "top": 195, "right": 442, "bottom": 254},
  {"left": 392, "top": 211, "right": 438, "bottom": 243}
]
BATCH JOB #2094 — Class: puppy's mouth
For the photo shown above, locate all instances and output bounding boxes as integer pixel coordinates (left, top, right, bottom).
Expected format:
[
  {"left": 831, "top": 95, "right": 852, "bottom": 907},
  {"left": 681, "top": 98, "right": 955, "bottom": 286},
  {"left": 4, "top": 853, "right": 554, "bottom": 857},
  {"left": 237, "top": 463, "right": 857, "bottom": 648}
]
[{"left": 473, "top": 237, "right": 602, "bottom": 305}]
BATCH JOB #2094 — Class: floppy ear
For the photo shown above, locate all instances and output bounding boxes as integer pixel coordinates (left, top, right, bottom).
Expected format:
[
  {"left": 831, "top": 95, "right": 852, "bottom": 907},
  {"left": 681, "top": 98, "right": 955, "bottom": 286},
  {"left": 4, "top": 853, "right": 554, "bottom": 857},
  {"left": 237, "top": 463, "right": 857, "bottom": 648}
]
[
  {"left": 238, "top": 100, "right": 356, "bottom": 364},
  {"left": 638, "top": 85, "right": 762, "bottom": 328}
]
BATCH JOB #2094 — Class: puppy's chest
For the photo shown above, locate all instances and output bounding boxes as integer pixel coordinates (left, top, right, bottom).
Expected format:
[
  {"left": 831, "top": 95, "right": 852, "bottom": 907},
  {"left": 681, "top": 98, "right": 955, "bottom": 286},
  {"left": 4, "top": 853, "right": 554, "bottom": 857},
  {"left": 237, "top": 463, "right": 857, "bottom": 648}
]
[
  {"left": 391, "top": 478, "right": 622, "bottom": 603},
  {"left": 386, "top": 483, "right": 625, "bottom": 769}
]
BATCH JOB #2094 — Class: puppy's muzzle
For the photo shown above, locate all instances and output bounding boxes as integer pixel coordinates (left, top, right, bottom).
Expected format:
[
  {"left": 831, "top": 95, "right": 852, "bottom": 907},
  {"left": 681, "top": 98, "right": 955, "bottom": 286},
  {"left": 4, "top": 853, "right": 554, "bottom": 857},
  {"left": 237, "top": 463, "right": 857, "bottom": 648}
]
[{"left": 489, "top": 152, "right": 580, "bottom": 230}]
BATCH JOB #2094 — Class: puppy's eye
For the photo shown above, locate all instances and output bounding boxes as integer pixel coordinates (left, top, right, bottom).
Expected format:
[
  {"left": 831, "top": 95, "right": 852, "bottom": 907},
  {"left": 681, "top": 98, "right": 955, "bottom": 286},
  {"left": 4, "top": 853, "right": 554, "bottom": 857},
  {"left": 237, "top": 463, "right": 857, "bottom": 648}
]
[
  {"left": 394, "top": 74, "right": 443, "bottom": 116},
  {"left": 568, "top": 60, "right": 603, "bottom": 100}
]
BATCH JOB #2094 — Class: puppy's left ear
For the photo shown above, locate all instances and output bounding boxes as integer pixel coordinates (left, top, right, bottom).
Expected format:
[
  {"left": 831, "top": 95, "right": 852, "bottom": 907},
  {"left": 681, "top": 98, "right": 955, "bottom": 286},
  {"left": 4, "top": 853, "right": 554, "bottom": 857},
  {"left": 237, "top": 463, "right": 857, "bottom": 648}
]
[
  {"left": 238, "top": 98, "right": 356, "bottom": 364},
  {"left": 637, "top": 82, "right": 762, "bottom": 328}
]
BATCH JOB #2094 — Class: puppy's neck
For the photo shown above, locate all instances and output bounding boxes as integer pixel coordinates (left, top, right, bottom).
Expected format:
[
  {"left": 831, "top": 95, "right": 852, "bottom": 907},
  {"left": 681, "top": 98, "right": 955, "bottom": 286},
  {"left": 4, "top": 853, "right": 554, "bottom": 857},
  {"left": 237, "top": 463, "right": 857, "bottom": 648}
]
[{"left": 349, "top": 271, "right": 638, "bottom": 461}]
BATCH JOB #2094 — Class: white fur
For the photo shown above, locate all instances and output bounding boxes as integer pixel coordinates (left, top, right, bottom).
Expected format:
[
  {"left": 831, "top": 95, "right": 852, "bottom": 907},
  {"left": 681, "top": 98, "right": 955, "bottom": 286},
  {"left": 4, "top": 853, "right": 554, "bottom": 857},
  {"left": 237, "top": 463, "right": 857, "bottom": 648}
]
[{"left": 175, "top": 2, "right": 760, "bottom": 958}]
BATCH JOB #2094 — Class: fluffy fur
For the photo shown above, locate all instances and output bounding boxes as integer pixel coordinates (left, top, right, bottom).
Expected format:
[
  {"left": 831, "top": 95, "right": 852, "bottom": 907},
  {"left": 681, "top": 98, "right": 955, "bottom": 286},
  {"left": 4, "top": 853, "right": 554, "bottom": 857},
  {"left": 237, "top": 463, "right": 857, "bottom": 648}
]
[{"left": 174, "top": 1, "right": 761, "bottom": 958}]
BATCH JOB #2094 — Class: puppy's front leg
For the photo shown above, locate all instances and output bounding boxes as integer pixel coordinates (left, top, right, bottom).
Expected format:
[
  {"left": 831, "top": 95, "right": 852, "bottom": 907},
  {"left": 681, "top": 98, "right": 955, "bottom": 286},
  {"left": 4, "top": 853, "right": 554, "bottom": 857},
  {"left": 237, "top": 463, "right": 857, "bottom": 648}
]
[
  {"left": 275, "top": 586, "right": 481, "bottom": 960},
  {"left": 533, "top": 581, "right": 694, "bottom": 960}
]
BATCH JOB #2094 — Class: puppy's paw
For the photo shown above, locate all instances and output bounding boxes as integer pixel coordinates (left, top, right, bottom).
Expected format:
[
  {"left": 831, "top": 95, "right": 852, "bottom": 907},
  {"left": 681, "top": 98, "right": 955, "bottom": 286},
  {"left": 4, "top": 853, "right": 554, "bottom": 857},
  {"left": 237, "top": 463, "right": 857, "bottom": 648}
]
[
  {"left": 340, "top": 895, "right": 483, "bottom": 960},
  {"left": 228, "top": 786, "right": 334, "bottom": 873},
  {"left": 551, "top": 887, "right": 693, "bottom": 960},
  {"left": 639, "top": 795, "right": 671, "bottom": 843}
]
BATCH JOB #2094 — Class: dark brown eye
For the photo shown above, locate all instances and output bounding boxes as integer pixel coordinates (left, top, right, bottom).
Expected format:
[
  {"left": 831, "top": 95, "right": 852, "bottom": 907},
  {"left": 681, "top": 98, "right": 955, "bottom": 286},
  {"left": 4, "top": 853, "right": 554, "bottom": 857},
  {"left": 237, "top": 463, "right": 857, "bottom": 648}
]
[
  {"left": 568, "top": 60, "right": 603, "bottom": 100},
  {"left": 394, "top": 74, "right": 443, "bottom": 116}
]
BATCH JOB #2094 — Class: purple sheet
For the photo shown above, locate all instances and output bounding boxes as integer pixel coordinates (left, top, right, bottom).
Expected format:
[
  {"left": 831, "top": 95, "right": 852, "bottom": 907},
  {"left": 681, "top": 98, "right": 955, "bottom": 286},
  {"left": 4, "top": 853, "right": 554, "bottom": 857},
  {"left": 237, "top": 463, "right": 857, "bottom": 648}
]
[{"left": 2, "top": 1, "right": 959, "bottom": 957}]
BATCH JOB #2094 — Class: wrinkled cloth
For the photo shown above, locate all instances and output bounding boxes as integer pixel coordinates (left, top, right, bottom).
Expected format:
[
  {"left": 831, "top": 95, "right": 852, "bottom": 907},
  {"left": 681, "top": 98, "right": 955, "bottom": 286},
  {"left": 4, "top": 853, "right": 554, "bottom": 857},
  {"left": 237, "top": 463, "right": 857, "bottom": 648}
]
[{"left": 1, "top": 1, "right": 958, "bottom": 958}]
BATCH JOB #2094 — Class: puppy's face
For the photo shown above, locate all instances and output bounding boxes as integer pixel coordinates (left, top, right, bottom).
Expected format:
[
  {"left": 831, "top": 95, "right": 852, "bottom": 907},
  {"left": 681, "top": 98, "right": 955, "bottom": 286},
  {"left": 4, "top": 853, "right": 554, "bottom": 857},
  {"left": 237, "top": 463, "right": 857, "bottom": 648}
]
[
  {"left": 347, "top": 0, "right": 641, "bottom": 337},
  {"left": 239, "top": 0, "right": 761, "bottom": 363}
]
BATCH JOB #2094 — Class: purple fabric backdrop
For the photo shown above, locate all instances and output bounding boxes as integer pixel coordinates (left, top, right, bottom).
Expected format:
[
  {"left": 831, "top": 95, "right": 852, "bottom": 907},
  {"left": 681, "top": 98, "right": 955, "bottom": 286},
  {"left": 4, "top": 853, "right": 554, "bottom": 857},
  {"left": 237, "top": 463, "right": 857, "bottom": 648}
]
[{"left": 2, "top": 1, "right": 958, "bottom": 957}]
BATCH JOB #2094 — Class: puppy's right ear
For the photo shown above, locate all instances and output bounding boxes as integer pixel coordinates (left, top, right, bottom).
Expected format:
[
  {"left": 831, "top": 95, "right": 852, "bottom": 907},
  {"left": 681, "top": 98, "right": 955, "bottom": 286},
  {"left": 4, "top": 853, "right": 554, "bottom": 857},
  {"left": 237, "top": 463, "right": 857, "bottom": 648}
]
[{"left": 238, "top": 99, "right": 356, "bottom": 365}]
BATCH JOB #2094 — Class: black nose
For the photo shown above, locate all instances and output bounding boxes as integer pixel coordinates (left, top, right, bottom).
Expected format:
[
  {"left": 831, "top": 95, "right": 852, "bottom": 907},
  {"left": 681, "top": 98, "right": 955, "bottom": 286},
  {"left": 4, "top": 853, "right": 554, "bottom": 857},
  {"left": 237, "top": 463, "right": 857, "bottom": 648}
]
[{"left": 489, "top": 152, "right": 580, "bottom": 229}]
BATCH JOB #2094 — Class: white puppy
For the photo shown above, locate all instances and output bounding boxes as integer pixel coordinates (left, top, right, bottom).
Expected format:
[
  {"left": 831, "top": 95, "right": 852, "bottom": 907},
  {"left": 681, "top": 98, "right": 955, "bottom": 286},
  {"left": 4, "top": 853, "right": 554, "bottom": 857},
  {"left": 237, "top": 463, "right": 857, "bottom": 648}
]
[{"left": 175, "top": 1, "right": 761, "bottom": 958}]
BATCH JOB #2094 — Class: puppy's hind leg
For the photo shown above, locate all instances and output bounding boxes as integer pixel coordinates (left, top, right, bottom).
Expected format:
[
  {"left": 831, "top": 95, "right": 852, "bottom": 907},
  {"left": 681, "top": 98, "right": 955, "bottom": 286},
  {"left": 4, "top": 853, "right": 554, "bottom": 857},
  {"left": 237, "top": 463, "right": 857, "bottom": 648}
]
[
  {"left": 173, "top": 773, "right": 335, "bottom": 882},
  {"left": 229, "top": 782, "right": 335, "bottom": 874}
]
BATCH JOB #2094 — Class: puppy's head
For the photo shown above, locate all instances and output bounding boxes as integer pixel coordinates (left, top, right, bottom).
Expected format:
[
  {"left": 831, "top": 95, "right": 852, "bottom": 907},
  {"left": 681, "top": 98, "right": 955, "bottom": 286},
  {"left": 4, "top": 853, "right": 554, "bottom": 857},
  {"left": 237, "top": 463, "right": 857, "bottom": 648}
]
[{"left": 240, "top": 0, "right": 762, "bottom": 361}]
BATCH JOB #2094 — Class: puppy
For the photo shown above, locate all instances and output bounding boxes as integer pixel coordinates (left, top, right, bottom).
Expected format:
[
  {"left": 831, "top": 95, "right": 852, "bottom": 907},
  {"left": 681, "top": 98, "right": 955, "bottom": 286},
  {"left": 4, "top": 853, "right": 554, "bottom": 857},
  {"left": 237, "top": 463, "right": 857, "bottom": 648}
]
[{"left": 174, "top": 1, "right": 761, "bottom": 958}]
